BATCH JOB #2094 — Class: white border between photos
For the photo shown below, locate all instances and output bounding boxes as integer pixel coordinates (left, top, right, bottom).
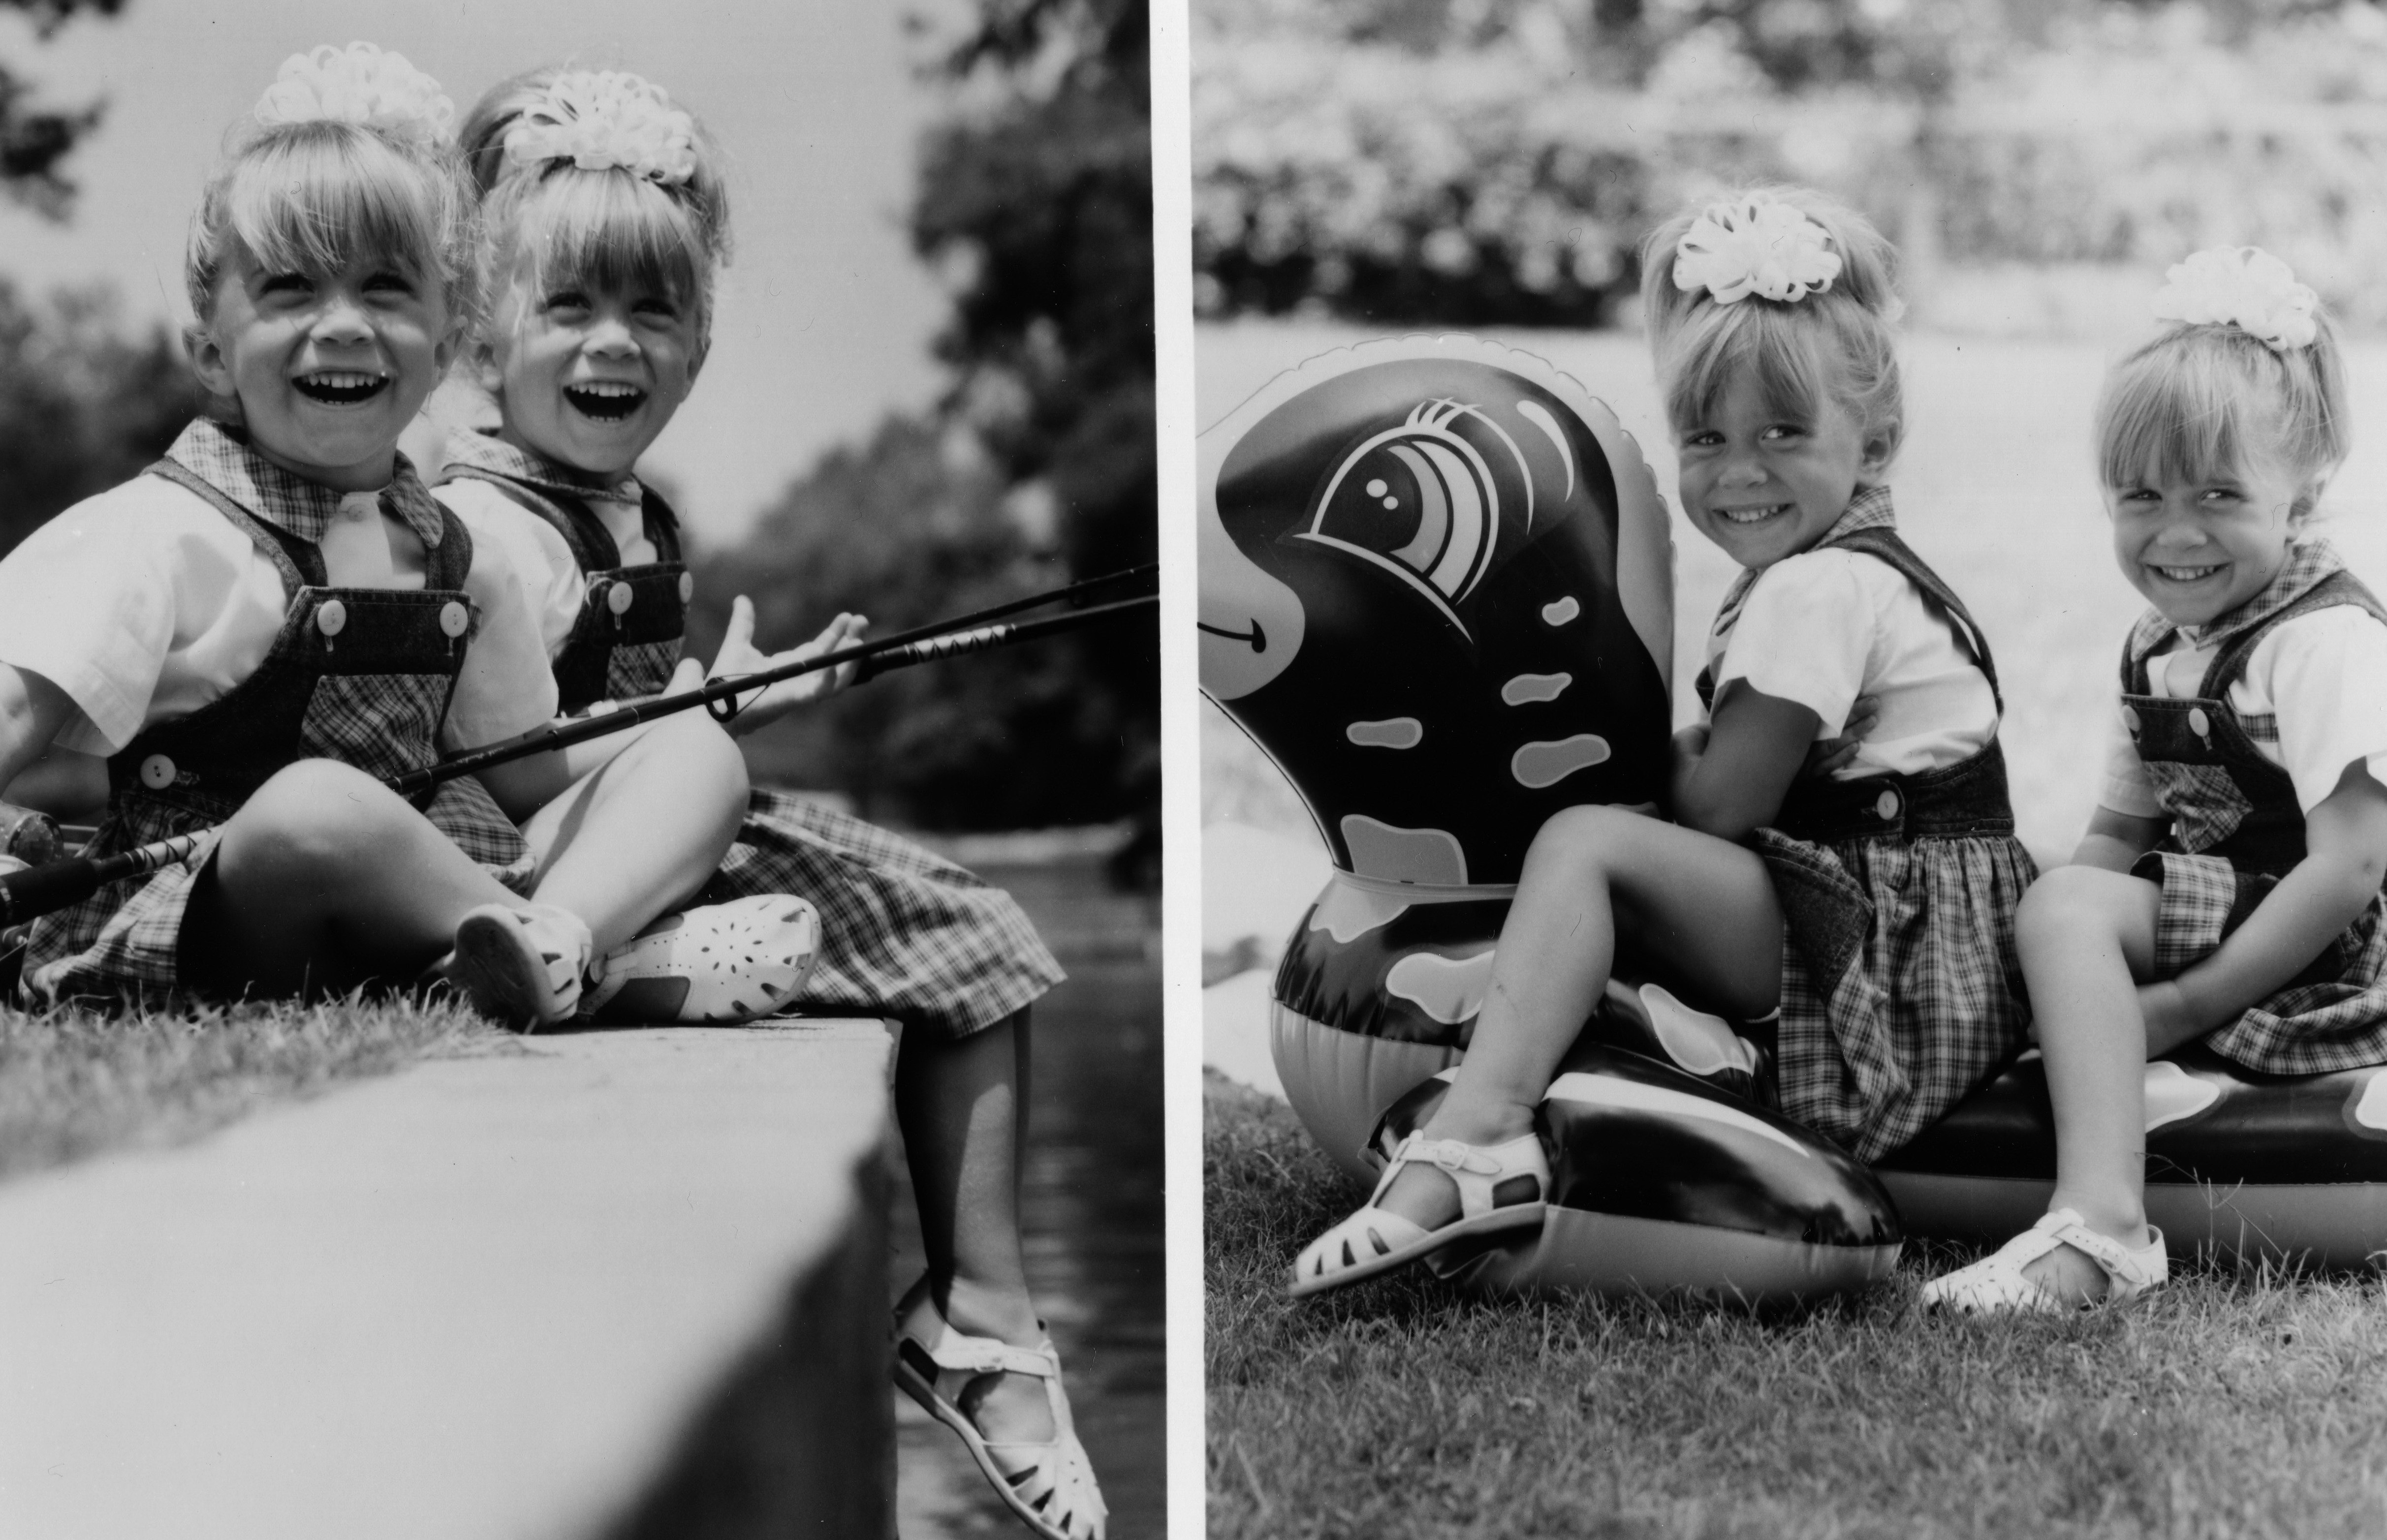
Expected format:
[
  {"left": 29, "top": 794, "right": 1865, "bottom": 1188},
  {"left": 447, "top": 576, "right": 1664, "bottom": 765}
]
[{"left": 1149, "top": 0, "right": 1203, "bottom": 1533}]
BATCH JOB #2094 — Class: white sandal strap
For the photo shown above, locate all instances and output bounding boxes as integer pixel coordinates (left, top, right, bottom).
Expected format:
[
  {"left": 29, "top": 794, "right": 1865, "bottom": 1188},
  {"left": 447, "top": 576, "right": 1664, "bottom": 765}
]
[
  {"left": 2035, "top": 1208, "right": 2166, "bottom": 1297},
  {"left": 1372, "top": 1131, "right": 1546, "bottom": 1220},
  {"left": 912, "top": 1322, "right": 1059, "bottom": 1380}
]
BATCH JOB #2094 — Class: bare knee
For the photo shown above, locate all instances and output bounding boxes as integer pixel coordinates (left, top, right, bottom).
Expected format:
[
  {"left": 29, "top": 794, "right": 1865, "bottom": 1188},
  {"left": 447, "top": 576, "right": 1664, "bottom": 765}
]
[
  {"left": 1523, "top": 804, "right": 1645, "bottom": 884},
  {"left": 219, "top": 759, "right": 417, "bottom": 886},
  {"left": 2015, "top": 864, "right": 2139, "bottom": 965},
  {"left": 638, "top": 711, "right": 748, "bottom": 829}
]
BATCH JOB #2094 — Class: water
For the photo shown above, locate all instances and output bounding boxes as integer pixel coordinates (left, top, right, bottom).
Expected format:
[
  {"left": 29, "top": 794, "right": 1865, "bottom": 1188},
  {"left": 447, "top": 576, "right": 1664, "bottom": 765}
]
[{"left": 888, "top": 850, "right": 1164, "bottom": 1539}]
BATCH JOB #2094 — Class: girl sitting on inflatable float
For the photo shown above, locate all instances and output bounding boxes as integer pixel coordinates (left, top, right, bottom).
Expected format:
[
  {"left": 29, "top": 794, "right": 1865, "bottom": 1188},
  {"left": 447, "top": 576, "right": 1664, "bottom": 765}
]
[
  {"left": 1293, "top": 187, "right": 2036, "bottom": 1297},
  {"left": 1923, "top": 251, "right": 2387, "bottom": 1314},
  {"left": 427, "top": 69, "right": 1102, "bottom": 1539}
]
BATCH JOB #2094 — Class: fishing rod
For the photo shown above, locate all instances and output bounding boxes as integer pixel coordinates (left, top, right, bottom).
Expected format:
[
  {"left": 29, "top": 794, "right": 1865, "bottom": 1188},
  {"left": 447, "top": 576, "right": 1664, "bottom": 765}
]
[{"left": 0, "top": 579, "right": 1157, "bottom": 929}]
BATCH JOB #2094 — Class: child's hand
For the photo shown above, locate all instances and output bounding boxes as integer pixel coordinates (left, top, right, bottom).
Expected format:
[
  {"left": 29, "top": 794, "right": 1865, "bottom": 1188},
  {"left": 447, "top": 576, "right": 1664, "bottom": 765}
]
[
  {"left": 1803, "top": 696, "right": 1878, "bottom": 780},
  {"left": 706, "top": 598, "right": 869, "bottom": 738}
]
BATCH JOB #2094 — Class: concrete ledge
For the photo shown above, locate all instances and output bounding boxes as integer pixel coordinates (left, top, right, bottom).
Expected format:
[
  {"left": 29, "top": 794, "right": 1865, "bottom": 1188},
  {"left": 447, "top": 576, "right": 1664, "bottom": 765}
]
[{"left": 0, "top": 1018, "right": 896, "bottom": 1540}]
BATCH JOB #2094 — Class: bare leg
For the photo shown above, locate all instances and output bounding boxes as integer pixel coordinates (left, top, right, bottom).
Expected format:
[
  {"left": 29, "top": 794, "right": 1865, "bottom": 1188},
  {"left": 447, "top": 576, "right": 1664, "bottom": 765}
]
[
  {"left": 1377, "top": 805, "right": 1785, "bottom": 1229},
  {"left": 182, "top": 759, "right": 531, "bottom": 998},
  {"left": 2010, "top": 864, "right": 2170, "bottom": 1301},
  {"left": 895, "top": 1010, "right": 1055, "bottom": 1445},
  {"left": 518, "top": 712, "right": 748, "bottom": 954}
]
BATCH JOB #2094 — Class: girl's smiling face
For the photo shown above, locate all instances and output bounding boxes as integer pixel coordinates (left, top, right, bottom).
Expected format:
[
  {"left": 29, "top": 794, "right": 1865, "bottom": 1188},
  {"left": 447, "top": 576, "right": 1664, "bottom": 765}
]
[
  {"left": 1675, "top": 372, "right": 1888, "bottom": 572},
  {"left": 187, "top": 249, "right": 455, "bottom": 492},
  {"left": 2108, "top": 456, "right": 2308, "bottom": 628},
  {"left": 486, "top": 265, "right": 703, "bottom": 479}
]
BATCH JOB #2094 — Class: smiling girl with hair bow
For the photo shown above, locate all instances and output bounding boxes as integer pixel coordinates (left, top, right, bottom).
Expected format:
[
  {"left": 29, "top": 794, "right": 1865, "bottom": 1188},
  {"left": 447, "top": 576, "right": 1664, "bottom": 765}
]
[
  {"left": 427, "top": 66, "right": 1102, "bottom": 1540},
  {"left": 1923, "top": 249, "right": 2387, "bottom": 1315},
  {"left": 0, "top": 44, "right": 756, "bottom": 1026},
  {"left": 1292, "top": 185, "right": 2036, "bottom": 1299}
]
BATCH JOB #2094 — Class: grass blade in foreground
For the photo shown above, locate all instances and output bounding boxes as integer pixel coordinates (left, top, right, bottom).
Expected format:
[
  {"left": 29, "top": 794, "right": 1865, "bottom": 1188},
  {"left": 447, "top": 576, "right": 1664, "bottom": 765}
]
[{"left": 1207, "top": 1075, "right": 2387, "bottom": 1540}]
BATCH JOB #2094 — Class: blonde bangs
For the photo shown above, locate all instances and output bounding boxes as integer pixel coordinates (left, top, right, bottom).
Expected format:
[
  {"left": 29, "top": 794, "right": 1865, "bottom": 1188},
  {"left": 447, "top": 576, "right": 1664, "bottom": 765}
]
[
  {"left": 188, "top": 122, "right": 474, "bottom": 322},
  {"left": 1662, "top": 302, "right": 1833, "bottom": 436},
  {"left": 490, "top": 168, "right": 715, "bottom": 329},
  {"left": 2095, "top": 324, "right": 2344, "bottom": 498}
]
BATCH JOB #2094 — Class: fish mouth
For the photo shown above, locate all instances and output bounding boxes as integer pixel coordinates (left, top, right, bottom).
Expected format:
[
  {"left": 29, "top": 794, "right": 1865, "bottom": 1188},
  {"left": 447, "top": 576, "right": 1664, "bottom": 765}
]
[
  {"left": 565, "top": 381, "right": 647, "bottom": 422},
  {"left": 1197, "top": 618, "right": 1267, "bottom": 653},
  {"left": 292, "top": 370, "right": 391, "bottom": 406}
]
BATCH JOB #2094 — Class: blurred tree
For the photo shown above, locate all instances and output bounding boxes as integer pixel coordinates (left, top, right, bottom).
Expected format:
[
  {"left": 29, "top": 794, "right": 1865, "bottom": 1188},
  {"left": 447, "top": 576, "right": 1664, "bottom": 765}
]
[
  {"left": 0, "top": 280, "right": 192, "bottom": 556},
  {"left": 1196, "top": 0, "right": 2387, "bottom": 328},
  {"left": 1, "top": 0, "right": 124, "bottom": 218},
  {"left": 691, "top": 0, "right": 1157, "bottom": 839}
]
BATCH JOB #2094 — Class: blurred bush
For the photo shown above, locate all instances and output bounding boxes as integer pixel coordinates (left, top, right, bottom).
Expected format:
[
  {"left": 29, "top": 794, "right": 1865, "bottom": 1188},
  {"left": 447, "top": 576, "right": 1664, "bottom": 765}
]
[
  {"left": 690, "top": 0, "right": 1157, "bottom": 835},
  {"left": 0, "top": 279, "right": 191, "bottom": 557},
  {"left": 1195, "top": 0, "right": 2387, "bottom": 328}
]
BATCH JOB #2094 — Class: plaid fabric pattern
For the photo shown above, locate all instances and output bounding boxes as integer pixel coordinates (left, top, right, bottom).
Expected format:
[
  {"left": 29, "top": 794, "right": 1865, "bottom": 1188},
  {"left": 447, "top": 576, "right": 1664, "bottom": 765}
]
[
  {"left": 607, "top": 638, "right": 684, "bottom": 702},
  {"left": 2146, "top": 762, "right": 2256, "bottom": 853},
  {"left": 299, "top": 673, "right": 449, "bottom": 777},
  {"left": 440, "top": 430, "right": 644, "bottom": 512},
  {"left": 699, "top": 789, "right": 1064, "bottom": 1038},
  {"left": 1755, "top": 825, "right": 2037, "bottom": 1163},
  {"left": 26, "top": 799, "right": 221, "bottom": 1002},
  {"left": 2137, "top": 850, "right": 2387, "bottom": 1075},
  {"left": 167, "top": 419, "right": 450, "bottom": 552},
  {"left": 1712, "top": 485, "right": 1898, "bottom": 640}
]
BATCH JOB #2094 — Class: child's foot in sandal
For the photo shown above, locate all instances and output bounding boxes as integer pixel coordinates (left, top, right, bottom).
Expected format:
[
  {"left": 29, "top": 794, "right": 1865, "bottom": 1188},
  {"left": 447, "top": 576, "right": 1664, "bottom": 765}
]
[
  {"left": 893, "top": 1278, "right": 1107, "bottom": 1540},
  {"left": 1919, "top": 1207, "right": 2166, "bottom": 1315},
  {"left": 1288, "top": 1127, "right": 1548, "bottom": 1298},
  {"left": 442, "top": 902, "right": 592, "bottom": 1031},
  {"left": 580, "top": 894, "right": 820, "bottom": 1023}
]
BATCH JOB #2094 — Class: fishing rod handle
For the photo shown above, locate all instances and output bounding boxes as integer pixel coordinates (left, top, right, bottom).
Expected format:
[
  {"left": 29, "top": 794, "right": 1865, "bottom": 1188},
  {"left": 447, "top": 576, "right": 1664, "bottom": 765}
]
[{"left": 0, "top": 831, "right": 207, "bottom": 928}]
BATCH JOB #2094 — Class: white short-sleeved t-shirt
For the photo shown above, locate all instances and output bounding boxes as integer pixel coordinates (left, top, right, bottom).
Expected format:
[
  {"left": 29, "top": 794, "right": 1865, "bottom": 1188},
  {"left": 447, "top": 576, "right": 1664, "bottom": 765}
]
[
  {"left": 433, "top": 477, "right": 657, "bottom": 663},
  {"left": 1708, "top": 546, "right": 2000, "bottom": 779},
  {"left": 0, "top": 473, "right": 559, "bottom": 761},
  {"left": 2101, "top": 605, "right": 2387, "bottom": 817}
]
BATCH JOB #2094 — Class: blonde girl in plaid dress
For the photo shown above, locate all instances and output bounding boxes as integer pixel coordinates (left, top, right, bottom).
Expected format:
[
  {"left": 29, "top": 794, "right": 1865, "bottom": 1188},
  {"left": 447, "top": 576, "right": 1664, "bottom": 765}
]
[
  {"left": 427, "top": 70, "right": 1098, "bottom": 1539},
  {"left": 1925, "top": 251, "right": 2387, "bottom": 1314},
  {"left": 0, "top": 46, "right": 755, "bottom": 1028},
  {"left": 1294, "top": 188, "right": 2034, "bottom": 1297}
]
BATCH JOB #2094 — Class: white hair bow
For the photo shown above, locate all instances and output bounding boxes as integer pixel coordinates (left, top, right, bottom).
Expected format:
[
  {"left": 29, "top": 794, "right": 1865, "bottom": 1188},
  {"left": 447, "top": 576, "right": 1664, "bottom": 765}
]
[
  {"left": 502, "top": 71, "right": 698, "bottom": 187},
  {"left": 2150, "top": 247, "right": 2319, "bottom": 352},
  {"left": 1671, "top": 197, "right": 1842, "bottom": 306},
  {"left": 252, "top": 43, "right": 454, "bottom": 145}
]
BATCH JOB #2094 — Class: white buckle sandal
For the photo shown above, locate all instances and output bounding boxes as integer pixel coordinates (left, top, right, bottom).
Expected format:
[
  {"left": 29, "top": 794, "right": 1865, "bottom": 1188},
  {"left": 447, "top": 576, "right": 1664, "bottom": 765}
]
[
  {"left": 444, "top": 902, "right": 592, "bottom": 1031},
  {"left": 580, "top": 894, "right": 821, "bottom": 1024},
  {"left": 893, "top": 1294, "right": 1107, "bottom": 1540},
  {"left": 1919, "top": 1207, "right": 2168, "bottom": 1315},
  {"left": 1288, "top": 1130, "right": 1548, "bottom": 1299}
]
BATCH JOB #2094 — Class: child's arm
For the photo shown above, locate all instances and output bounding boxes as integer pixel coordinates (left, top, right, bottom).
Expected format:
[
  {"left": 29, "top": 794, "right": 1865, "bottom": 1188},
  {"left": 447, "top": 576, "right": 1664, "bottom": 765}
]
[
  {"left": 0, "top": 665, "right": 76, "bottom": 805},
  {"left": 1669, "top": 679, "right": 1822, "bottom": 842},
  {"left": 2139, "top": 762, "right": 2387, "bottom": 1041},
  {"left": 2070, "top": 806, "right": 2167, "bottom": 874}
]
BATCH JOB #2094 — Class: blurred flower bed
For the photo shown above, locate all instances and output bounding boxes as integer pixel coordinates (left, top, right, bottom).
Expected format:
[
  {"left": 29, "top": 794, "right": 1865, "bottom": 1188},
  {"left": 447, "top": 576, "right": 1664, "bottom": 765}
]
[{"left": 1194, "top": 0, "right": 2387, "bottom": 332}]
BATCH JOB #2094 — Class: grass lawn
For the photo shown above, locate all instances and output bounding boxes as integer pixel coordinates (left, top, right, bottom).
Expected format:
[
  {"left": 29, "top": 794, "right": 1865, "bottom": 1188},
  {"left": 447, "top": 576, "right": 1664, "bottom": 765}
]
[
  {"left": 1209, "top": 1075, "right": 2387, "bottom": 1540},
  {"left": 0, "top": 990, "right": 510, "bottom": 1182}
]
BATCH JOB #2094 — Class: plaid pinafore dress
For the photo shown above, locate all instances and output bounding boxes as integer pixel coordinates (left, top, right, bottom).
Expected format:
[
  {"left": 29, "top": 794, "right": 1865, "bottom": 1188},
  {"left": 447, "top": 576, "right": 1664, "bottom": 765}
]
[
  {"left": 2120, "top": 540, "right": 2387, "bottom": 1075},
  {"left": 436, "top": 440, "right": 1063, "bottom": 1039},
  {"left": 27, "top": 442, "right": 532, "bottom": 1004},
  {"left": 1696, "top": 491, "right": 2035, "bottom": 1161}
]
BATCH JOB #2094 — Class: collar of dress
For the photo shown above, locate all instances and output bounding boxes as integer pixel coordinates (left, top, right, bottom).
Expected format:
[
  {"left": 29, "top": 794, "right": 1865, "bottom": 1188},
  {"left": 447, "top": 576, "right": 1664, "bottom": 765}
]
[
  {"left": 165, "top": 418, "right": 447, "bottom": 550},
  {"left": 440, "top": 430, "right": 643, "bottom": 511}
]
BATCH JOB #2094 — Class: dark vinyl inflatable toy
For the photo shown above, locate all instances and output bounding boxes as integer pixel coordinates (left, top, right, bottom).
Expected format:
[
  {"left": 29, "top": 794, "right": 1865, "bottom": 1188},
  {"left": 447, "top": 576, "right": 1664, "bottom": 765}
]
[
  {"left": 1882, "top": 1047, "right": 2387, "bottom": 1267},
  {"left": 1200, "top": 335, "right": 1902, "bottom": 1300}
]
